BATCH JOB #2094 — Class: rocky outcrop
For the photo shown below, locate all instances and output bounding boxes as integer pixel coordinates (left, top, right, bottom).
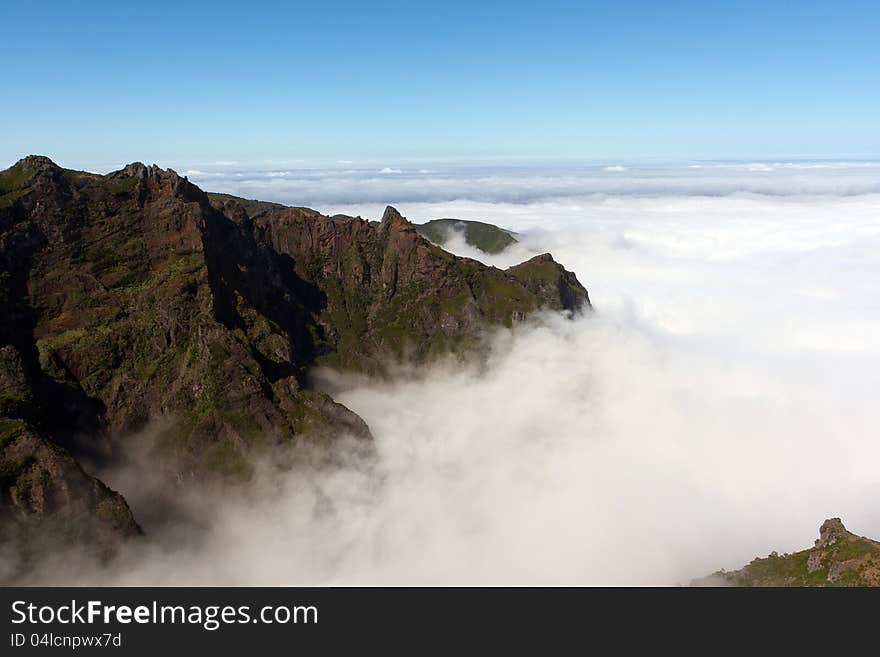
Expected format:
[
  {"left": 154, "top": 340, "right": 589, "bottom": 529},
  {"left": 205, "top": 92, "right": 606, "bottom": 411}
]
[
  {"left": 0, "top": 155, "right": 591, "bottom": 552},
  {"left": 696, "top": 518, "right": 880, "bottom": 586},
  {"left": 816, "top": 517, "right": 847, "bottom": 547}
]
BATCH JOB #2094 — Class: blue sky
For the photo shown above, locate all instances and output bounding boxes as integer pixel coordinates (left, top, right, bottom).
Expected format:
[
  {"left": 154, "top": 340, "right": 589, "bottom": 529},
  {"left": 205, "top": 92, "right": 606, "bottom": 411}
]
[{"left": 2, "top": 1, "right": 878, "bottom": 167}]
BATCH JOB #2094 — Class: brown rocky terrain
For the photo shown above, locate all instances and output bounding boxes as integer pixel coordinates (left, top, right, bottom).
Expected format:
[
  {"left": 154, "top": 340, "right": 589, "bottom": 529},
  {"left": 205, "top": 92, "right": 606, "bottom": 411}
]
[{"left": 0, "top": 155, "right": 589, "bottom": 562}]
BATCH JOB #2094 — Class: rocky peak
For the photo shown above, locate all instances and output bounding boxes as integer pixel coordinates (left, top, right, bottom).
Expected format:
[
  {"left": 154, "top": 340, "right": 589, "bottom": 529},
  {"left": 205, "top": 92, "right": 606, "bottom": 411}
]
[
  {"left": 2, "top": 156, "right": 73, "bottom": 219},
  {"left": 116, "top": 161, "right": 181, "bottom": 184},
  {"left": 15, "top": 155, "right": 59, "bottom": 172},
  {"left": 111, "top": 161, "right": 202, "bottom": 206},
  {"left": 816, "top": 517, "right": 848, "bottom": 547},
  {"left": 119, "top": 162, "right": 148, "bottom": 178},
  {"left": 379, "top": 205, "right": 414, "bottom": 233}
]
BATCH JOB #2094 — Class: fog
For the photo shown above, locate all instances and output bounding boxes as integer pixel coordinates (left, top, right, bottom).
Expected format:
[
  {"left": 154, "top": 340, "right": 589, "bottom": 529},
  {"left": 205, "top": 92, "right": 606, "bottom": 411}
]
[{"left": 17, "top": 164, "right": 880, "bottom": 585}]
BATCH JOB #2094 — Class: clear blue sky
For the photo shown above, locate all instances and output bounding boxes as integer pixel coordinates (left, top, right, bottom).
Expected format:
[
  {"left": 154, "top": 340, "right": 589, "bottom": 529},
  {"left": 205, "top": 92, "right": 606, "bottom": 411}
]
[{"left": 2, "top": 1, "right": 878, "bottom": 166}]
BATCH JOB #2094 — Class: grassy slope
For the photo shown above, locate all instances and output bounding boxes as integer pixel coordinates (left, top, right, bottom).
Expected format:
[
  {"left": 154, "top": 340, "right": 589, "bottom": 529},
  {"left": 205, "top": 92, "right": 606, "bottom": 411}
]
[{"left": 700, "top": 530, "right": 880, "bottom": 587}]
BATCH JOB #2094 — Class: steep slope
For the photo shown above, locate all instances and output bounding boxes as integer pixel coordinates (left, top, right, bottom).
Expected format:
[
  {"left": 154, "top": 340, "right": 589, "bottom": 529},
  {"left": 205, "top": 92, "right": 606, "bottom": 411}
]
[
  {"left": 0, "top": 155, "right": 591, "bottom": 549},
  {"left": 0, "top": 156, "right": 370, "bottom": 484},
  {"left": 1, "top": 342, "right": 140, "bottom": 562},
  {"left": 255, "top": 205, "right": 588, "bottom": 371},
  {"left": 415, "top": 218, "right": 518, "bottom": 254},
  {"left": 696, "top": 518, "right": 880, "bottom": 586}
]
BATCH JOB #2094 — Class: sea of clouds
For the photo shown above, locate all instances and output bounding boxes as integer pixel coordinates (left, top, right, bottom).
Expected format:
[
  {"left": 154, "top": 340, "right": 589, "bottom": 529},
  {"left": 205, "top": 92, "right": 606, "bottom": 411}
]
[
  {"left": 25, "top": 161, "right": 880, "bottom": 585},
  {"left": 172, "top": 160, "right": 880, "bottom": 207}
]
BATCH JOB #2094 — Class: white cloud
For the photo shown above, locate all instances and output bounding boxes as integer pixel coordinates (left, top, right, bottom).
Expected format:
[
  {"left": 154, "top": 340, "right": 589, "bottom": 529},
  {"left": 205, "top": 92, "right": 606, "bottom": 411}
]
[
  {"left": 167, "top": 161, "right": 880, "bottom": 208},
  {"left": 603, "top": 165, "right": 626, "bottom": 172}
]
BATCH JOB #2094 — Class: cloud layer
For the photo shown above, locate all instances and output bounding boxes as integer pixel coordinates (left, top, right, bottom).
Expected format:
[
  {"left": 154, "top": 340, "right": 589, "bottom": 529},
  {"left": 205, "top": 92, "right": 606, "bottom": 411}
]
[{"left": 169, "top": 160, "right": 880, "bottom": 209}]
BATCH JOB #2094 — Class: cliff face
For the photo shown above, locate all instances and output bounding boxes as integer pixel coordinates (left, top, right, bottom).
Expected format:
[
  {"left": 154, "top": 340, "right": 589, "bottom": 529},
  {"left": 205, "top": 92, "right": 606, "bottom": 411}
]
[
  {"left": 0, "top": 155, "right": 590, "bottom": 552},
  {"left": 254, "top": 205, "right": 588, "bottom": 371}
]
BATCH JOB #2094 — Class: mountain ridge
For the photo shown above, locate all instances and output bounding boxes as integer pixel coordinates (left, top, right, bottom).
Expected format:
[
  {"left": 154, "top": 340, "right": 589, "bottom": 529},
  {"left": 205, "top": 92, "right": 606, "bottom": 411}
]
[{"left": 0, "top": 155, "right": 590, "bottom": 565}]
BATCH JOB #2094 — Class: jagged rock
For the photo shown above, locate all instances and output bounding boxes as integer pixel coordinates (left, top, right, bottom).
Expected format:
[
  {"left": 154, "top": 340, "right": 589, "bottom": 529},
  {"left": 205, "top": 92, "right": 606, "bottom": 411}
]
[{"left": 816, "top": 517, "right": 847, "bottom": 547}]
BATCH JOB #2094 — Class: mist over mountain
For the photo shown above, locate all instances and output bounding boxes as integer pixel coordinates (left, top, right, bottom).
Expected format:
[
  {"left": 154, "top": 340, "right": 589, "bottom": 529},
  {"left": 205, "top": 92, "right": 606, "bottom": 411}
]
[
  {"left": 414, "top": 218, "right": 518, "bottom": 255},
  {"left": 0, "top": 155, "right": 587, "bottom": 581},
  {"left": 2, "top": 156, "right": 879, "bottom": 585}
]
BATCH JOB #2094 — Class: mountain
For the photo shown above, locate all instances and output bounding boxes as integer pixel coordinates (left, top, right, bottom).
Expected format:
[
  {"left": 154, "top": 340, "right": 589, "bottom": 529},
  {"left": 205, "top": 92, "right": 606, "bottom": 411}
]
[
  {"left": 415, "top": 218, "right": 518, "bottom": 254},
  {"left": 0, "top": 155, "right": 589, "bottom": 559},
  {"left": 695, "top": 518, "right": 880, "bottom": 586}
]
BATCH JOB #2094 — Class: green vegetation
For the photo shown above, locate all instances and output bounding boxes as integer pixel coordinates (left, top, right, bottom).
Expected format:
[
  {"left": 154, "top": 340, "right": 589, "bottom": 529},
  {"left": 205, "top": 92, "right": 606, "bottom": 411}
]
[
  {"left": 416, "top": 218, "right": 518, "bottom": 254},
  {"left": 0, "top": 418, "right": 26, "bottom": 447},
  {"left": 509, "top": 259, "right": 562, "bottom": 283},
  {"left": 706, "top": 532, "right": 880, "bottom": 587},
  {"left": 0, "top": 162, "right": 31, "bottom": 195},
  {"left": 0, "top": 162, "right": 32, "bottom": 208}
]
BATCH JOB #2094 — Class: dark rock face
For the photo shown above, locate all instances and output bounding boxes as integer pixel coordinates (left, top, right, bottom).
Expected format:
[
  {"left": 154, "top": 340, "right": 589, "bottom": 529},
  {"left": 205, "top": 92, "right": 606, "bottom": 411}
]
[{"left": 0, "top": 155, "right": 591, "bottom": 551}]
